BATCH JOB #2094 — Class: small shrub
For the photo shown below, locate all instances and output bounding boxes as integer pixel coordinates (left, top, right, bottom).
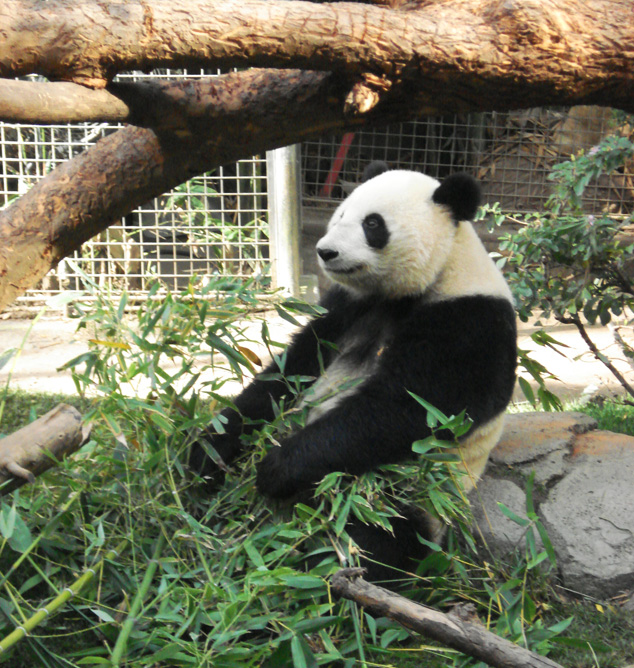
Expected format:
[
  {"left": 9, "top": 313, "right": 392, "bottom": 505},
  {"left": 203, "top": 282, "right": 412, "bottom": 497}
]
[{"left": 481, "top": 125, "right": 634, "bottom": 401}]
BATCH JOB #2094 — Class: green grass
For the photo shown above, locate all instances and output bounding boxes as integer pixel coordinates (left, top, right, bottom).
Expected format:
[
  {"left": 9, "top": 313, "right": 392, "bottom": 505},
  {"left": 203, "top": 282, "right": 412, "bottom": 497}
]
[
  {"left": 0, "top": 389, "right": 99, "bottom": 667},
  {"left": 546, "top": 596, "right": 634, "bottom": 668},
  {"left": 575, "top": 398, "right": 634, "bottom": 435},
  {"left": 0, "top": 387, "right": 91, "bottom": 436},
  {"left": 511, "top": 395, "right": 634, "bottom": 437},
  {"left": 3, "top": 384, "right": 633, "bottom": 667}
]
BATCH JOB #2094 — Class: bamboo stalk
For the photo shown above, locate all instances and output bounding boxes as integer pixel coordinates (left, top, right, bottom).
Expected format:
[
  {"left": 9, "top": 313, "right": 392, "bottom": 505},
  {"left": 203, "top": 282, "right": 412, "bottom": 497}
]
[
  {"left": 110, "top": 533, "right": 166, "bottom": 667},
  {"left": 0, "top": 539, "right": 128, "bottom": 655}
]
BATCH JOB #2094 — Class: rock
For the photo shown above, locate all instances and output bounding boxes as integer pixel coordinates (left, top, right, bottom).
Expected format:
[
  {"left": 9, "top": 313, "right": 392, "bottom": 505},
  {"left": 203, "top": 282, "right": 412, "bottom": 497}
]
[
  {"left": 493, "top": 411, "right": 597, "bottom": 460},
  {"left": 540, "top": 430, "right": 634, "bottom": 598},
  {"left": 473, "top": 412, "right": 634, "bottom": 599},
  {"left": 470, "top": 478, "right": 539, "bottom": 557},
  {"left": 491, "top": 412, "right": 597, "bottom": 485}
]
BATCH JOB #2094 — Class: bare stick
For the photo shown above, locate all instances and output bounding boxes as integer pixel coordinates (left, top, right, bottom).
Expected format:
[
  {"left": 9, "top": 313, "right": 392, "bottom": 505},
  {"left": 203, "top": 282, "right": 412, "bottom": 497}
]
[
  {"left": 611, "top": 324, "right": 634, "bottom": 373},
  {"left": 331, "top": 568, "right": 565, "bottom": 668},
  {"left": 0, "top": 80, "right": 131, "bottom": 124},
  {"left": 0, "top": 404, "right": 90, "bottom": 494},
  {"left": 559, "top": 314, "right": 634, "bottom": 398}
]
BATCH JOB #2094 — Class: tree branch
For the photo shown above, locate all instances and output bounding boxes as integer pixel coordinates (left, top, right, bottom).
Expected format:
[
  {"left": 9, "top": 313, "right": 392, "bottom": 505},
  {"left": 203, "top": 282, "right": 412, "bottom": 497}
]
[
  {"left": 332, "top": 568, "right": 565, "bottom": 668},
  {"left": 566, "top": 314, "right": 634, "bottom": 398},
  {"left": 0, "top": 74, "right": 342, "bottom": 129},
  {"left": 1, "top": 0, "right": 633, "bottom": 114},
  {"left": 0, "top": 80, "right": 131, "bottom": 124},
  {"left": 3, "top": 1, "right": 634, "bottom": 312},
  {"left": 0, "top": 69, "right": 359, "bottom": 311}
]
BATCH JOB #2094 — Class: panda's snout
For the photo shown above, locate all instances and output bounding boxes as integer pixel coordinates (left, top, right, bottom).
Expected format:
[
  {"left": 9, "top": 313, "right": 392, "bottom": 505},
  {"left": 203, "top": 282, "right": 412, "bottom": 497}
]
[{"left": 317, "top": 247, "right": 339, "bottom": 263}]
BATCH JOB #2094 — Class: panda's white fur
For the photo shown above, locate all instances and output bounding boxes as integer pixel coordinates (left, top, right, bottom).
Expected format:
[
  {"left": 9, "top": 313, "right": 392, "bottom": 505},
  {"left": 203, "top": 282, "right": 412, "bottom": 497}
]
[
  {"left": 429, "top": 221, "right": 513, "bottom": 303},
  {"left": 191, "top": 164, "right": 518, "bottom": 582},
  {"left": 316, "top": 170, "right": 511, "bottom": 303}
]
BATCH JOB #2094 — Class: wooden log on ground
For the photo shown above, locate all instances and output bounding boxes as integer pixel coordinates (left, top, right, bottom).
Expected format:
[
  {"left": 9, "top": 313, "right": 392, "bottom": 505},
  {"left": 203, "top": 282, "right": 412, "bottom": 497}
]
[
  {"left": 0, "top": 404, "right": 90, "bottom": 494},
  {"left": 331, "top": 568, "right": 565, "bottom": 668}
]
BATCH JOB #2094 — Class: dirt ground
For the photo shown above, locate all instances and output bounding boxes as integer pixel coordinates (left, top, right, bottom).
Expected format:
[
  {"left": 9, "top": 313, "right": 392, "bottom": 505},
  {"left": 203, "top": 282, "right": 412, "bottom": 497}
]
[{"left": 1, "top": 312, "right": 633, "bottom": 404}]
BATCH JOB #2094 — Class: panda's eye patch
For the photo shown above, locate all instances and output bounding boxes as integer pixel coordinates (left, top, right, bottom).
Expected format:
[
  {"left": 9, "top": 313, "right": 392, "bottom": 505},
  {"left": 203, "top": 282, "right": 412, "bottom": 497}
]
[{"left": 362, "top": 213, "right": 389, "bottom": 249}]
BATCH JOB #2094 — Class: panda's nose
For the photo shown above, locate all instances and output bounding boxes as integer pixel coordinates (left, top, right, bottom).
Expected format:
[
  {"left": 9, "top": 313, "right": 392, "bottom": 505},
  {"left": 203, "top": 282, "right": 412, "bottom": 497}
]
[{"left": 317, "top": 248, "right": 339, "bottom": 262}]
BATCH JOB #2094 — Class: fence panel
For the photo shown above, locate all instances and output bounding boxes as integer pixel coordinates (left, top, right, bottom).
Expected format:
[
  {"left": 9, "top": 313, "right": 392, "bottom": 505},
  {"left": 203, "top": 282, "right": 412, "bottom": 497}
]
[
  {"left": 302, "top": 108, "right": 634, "bottom": 215},
  {"left": 0, "top": 71, "right": 270, "bottom": 307}
]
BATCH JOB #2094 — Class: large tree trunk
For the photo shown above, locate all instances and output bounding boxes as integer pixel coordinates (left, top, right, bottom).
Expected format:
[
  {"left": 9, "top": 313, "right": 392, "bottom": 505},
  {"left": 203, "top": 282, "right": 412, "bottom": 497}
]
[{"left": 1, "top": 0, "right": 634, "bottom": 310}]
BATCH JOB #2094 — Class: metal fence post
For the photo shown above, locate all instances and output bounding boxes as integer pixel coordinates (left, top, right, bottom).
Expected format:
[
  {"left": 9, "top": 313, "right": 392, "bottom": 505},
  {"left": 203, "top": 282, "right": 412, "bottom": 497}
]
[{"left": 266, "top": 145, "right": 301, "bottom": 297}]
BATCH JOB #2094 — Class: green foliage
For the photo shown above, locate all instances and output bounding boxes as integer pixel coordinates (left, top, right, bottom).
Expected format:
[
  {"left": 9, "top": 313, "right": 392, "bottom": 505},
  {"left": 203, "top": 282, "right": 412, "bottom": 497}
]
[
  {"left": 574, "top": 397, "right": 634, "bottom": 436},
  {"left": 546, "top": 598, "right": 634, "bottom": 668},
  {"left": 0, "top": 278, "right": 577, "bottom": 667},
  {"left": 515, "top": 331, "right": 566, "bottom": 412},
  {"left": 480, "top": 123, "right": 634, "bottom": 402},
  {"left": 495, "top": 133, "right": 634, "bottom": 327},
  {"left": 164, "top": 168, "right": 268, "bottom": 268}
]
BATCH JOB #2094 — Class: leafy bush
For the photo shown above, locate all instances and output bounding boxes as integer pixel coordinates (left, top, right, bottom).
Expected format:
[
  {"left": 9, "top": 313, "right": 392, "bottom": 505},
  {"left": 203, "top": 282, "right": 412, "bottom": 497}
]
[{"left": 482, "top": 127, "right": 634, "bottom": 401}]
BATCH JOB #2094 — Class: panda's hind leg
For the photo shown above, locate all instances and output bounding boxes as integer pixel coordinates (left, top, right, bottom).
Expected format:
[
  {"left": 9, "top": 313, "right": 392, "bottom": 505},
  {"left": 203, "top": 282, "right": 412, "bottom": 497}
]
[
  {"left": 452, "top": 413, "right": 506, "bottom": 495},
  {"left": 346, "top": 507, "right": 438, "bottom": 587}
]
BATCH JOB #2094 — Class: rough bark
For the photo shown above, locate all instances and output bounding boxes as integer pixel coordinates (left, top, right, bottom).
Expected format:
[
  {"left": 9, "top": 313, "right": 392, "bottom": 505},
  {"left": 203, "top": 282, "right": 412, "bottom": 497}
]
[
  {"left": 0, "top": 69, "right": 355, "bottom": 311},
  {"left": 0, "top": 404, "right": 90, "bottom": 494},
  {"left": 0, "top": 73, "right": 343, "bottom": 130},
  {"left": 332, "top": 568, "right": 565, "bottom": 668},
  {"left": 1, "top": 0, "right": 634, "bottom": 114}
]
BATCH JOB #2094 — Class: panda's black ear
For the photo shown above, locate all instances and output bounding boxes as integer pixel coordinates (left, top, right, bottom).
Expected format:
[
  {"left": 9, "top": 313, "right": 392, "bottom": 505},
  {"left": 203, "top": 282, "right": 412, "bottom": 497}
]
[
  {"left": 432, "top": 173, "right": 481, "bottom": 224},
  {"left": 361, "top": 161, "right": 389, "bottom": 183}
]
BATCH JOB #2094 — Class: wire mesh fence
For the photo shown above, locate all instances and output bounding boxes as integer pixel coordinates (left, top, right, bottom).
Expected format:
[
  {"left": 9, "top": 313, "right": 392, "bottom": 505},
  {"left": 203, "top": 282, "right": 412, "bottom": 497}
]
[
  {"left": 0, "top": 71, "right": 270, "bottom": 307},
  {"left": 2, "top": 95, "right": 633, "bottom": 310},
  {"left": 302, "top": 107, "right": 634, "bottom": 215}
]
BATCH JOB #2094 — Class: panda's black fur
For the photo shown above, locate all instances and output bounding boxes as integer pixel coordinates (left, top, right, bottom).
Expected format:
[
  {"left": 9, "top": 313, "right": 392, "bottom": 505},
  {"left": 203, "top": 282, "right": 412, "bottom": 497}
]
[{"left": 190, "top": 162, "right": 517, "bottom": 581}]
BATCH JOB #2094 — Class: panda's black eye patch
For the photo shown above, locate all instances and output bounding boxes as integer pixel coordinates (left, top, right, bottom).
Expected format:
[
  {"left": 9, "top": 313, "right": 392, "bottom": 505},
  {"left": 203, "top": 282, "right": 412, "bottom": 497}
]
[{"left": 362, "top": 213, "right": 389, "bottom": 249}]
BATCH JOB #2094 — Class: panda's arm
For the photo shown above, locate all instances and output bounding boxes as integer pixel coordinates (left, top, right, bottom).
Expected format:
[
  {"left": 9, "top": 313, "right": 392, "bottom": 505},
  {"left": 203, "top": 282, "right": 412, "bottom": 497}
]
[
  {"left": 256, "top": 296, "right": 517, "bottom": 498},
  {"left": 189, "top": 288, "right": 354, "bottom": 480},
  {"left": 226, "top": 286, "right": 357, "bottom": 424}
]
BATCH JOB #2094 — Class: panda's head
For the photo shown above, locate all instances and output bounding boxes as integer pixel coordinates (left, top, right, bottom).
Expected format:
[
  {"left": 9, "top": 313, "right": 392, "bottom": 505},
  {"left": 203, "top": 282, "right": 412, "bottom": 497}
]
[{"left": 316, "top": 163, "right": 482, "bottom": 298}]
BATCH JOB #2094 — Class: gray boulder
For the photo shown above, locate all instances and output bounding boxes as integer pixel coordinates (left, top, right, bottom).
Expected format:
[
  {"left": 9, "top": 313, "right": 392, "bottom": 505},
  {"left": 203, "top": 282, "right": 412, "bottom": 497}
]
[{"left": 470, "top": 412, "right": 634, "bottom": 599}]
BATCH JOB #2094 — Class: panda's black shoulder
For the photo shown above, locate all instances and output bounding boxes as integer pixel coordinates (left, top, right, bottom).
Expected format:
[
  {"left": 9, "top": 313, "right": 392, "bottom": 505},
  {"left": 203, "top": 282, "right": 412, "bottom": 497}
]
[
  {"left": 318, "top": 285, "right": 375, "bottom": 325},
  {"left": 407, "top": 294, "right": 517, "bottom": 352},
  {"left": 319, "top": 284, "right": 355, "bottom": 311}
]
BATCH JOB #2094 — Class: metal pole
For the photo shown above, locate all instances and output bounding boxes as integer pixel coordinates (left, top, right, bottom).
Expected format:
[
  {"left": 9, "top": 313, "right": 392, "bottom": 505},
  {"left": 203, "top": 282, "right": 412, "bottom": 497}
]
[{"left": 266, "top": 145, "right": 301, "bottom": 297}]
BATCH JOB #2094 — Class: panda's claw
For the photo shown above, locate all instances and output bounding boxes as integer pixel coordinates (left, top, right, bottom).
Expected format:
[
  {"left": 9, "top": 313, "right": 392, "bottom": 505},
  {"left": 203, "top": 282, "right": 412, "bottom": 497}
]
[{"left": 189, "top": 431, "right": 242, "bottom": 492}]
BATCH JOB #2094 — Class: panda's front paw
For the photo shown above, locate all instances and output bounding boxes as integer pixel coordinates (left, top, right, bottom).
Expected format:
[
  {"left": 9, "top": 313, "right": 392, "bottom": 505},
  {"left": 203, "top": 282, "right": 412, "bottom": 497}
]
[
  {"left": 189, "top": 431, "right": 242, "bottom": 492},
  {"left": 255, "top": 447, "right": 301, "bottom": 499}
]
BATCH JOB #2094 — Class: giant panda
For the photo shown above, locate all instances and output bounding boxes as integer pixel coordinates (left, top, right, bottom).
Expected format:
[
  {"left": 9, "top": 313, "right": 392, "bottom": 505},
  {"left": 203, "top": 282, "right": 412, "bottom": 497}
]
[{"left": 190, "top": 162, "right": 517, "bottom": 581}]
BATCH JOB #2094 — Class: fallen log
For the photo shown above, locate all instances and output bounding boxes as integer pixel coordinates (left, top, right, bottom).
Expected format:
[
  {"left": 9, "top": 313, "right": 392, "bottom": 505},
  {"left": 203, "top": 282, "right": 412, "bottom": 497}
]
[
  {"left": 331, "top": 568, "right": 565, "bottom": 668},
  {"left": 0, "top": 403, "right": 90, "bottom": 494}
]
